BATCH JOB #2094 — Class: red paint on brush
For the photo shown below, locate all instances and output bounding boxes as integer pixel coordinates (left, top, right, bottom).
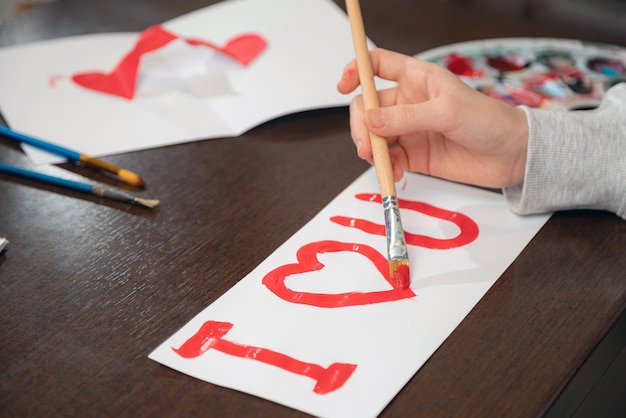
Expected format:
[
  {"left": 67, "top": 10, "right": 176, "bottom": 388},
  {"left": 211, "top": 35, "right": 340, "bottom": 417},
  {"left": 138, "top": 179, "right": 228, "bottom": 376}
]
[
  {"left": 391, "top": 263, "right": 410, "bottom": 290},
  {"left": 172, "top": 320, "right": 357, "bottom": 394}
]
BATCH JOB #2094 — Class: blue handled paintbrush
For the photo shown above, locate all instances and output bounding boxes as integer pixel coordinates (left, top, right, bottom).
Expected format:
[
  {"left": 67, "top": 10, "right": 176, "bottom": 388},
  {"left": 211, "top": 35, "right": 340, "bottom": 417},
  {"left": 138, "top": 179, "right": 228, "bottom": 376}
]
[
  {"left": 0, "top": 125, "right": 145, "bottom": 187},
  {"left": 0, "top": 163, "right": 159, "bottom": 208}
]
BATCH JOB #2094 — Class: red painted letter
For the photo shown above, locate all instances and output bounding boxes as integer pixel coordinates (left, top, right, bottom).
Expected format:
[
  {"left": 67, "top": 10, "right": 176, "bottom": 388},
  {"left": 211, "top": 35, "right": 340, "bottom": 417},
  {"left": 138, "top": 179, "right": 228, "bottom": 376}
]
[
  {"left": 330, "top": 193, "right": 479, "bottom": 249},
  {"left": 172, "top": 320, "right": 357, "bottom": 394}
]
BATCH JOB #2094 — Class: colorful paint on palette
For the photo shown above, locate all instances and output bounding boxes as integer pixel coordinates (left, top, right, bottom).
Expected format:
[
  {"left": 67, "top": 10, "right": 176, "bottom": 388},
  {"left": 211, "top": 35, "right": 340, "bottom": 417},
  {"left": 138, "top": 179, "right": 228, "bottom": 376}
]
[{"left": 417, "top": 38, "right": 626, "bottom": 110}]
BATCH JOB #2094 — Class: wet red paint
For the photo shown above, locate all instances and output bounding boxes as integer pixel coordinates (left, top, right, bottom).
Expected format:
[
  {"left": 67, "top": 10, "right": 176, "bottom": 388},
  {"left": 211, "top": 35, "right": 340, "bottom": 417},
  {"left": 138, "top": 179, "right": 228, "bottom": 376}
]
[
  {"left": 172, "top": 320, "right": 357, "bottom": 394},
  {"left": 391, "top": 263, "right": 410, "bottom": 290},
  {"left": 262, "top": 240, "right": 416, "bottom": 307},
  {"left": 486, "top": 54, "right": 529, "bottom": 72},
  {"left": 445, "top": 53, "right": 485, "bottom": 78},
  {"left": 330, "top": 193, "right": 479, "bottom": 250},
  {"left": 171, "top": 193, "right": 479, "bottom": 395}
]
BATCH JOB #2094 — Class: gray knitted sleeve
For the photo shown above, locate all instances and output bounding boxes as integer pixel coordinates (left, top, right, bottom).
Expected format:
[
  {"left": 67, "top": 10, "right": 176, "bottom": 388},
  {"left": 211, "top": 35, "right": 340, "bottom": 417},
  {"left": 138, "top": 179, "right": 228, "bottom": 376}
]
[{"left": 503, "top": 82, "right": 626, "bottom": 220}]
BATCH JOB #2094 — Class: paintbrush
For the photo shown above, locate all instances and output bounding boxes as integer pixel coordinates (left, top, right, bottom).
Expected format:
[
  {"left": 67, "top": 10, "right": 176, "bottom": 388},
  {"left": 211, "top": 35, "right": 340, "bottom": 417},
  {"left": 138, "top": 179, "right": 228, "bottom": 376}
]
[
  {"left": 0, "top": 163, "right": 159, "bottom": 209},
  {"left": 0, "top": 125, "right": 145, "bottom": 187},
  {"left": 345, "top": 0, "right": 410, "bottom": 289}
]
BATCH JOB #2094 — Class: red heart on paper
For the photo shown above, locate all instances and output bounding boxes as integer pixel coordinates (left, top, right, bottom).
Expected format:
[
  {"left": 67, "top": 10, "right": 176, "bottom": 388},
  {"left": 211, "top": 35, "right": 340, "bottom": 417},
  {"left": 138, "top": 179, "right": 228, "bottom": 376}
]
[
  {"left": 72, "top": 25, "right": 266, "bottom": 99},
  {"left": 186, "top": 33, "right": 266, "bottom": 66},
  {"left": 262, "top": 240, "right": 416, "bottom": 308}
]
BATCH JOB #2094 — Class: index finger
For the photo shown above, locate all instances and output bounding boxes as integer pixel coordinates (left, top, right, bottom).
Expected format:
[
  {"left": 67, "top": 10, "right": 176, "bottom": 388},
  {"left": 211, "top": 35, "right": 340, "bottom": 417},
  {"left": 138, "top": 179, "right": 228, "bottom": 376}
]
[{"left": 338, "top": 48, "right": 435, "bottom": 94}]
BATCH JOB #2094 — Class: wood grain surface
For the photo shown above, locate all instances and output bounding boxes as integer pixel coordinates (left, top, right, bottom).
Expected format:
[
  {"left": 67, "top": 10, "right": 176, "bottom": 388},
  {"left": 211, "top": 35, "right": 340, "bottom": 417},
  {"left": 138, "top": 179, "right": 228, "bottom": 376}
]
[{"left": 1, "top": 1, "right": 624, "bottom": 417}]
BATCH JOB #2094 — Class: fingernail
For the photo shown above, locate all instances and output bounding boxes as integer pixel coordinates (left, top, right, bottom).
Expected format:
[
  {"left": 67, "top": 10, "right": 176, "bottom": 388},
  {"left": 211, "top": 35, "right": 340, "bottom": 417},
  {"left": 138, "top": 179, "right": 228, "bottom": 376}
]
[
  {"left": 343, "top": 67, "right": 356, "bottom": 81},
  {"left": 368, "top": 108, "right": 385, "bottom": 128}
]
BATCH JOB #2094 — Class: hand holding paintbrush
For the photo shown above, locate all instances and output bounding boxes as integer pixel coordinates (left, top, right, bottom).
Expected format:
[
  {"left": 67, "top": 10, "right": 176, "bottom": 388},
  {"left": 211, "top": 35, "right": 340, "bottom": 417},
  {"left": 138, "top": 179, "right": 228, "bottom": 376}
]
[{"left": 345, "top": 0, "right": 410, "bottom": 289}]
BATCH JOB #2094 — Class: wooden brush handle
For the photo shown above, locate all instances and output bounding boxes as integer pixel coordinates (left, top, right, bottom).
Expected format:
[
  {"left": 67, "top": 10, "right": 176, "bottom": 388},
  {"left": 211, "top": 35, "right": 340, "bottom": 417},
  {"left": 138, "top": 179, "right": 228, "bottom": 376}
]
[{"left": 346, "top": 0, "right": 396, "bottom": 198}]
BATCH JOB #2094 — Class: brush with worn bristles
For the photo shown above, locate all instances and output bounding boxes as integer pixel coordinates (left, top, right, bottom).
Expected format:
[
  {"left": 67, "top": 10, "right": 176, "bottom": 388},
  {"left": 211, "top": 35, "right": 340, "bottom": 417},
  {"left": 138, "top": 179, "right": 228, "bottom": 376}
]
[
  {"left": 0, "top": 163, "right": 159, "bottom": 209},
  {"left": 0, "top": 125, "right": 145, "bottom": 187},
  {"left": 345, "top": 0, "right": 410, "bottom": 289}
]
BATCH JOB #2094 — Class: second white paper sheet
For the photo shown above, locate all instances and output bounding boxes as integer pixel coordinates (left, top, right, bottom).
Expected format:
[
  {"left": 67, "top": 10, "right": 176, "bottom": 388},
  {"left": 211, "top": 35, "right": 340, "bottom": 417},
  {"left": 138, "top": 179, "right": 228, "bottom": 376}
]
[{"left": 0, "top": 0, "right": 377, "bottom": 163}]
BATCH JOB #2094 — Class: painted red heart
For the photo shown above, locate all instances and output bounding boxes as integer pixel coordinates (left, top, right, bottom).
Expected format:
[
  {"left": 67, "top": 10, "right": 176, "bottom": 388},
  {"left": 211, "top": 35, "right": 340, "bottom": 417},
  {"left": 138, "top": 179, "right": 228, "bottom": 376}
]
[
  {"left": 262, "top": 240, "right": 416, "bottom": 308},
  {"left": 72, "top": 25, "right": 266, "bottom": 99},
  {"left": 185, "top": 33, "right": 266, "bottom": 66}
]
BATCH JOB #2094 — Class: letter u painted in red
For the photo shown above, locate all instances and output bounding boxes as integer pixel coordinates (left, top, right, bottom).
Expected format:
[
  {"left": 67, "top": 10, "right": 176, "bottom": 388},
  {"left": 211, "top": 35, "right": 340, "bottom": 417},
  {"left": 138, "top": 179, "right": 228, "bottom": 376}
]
[{"left": 330, "top": 193, "right": 479, "bottom": 249}]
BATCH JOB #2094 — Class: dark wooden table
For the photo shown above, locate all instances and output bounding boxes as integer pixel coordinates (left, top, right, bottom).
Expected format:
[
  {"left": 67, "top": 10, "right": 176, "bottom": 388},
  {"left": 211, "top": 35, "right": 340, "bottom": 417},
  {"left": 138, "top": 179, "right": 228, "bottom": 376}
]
[{"left": 1, "top": 1, "right": 624, "bottom": 417}]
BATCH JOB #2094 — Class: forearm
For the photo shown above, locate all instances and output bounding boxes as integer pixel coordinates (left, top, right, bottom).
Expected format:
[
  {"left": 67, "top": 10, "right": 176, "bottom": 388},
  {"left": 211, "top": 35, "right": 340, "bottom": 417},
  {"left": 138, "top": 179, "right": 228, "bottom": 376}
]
[{"left": 504, "top": 83, "right": 626, "bottom": 220}]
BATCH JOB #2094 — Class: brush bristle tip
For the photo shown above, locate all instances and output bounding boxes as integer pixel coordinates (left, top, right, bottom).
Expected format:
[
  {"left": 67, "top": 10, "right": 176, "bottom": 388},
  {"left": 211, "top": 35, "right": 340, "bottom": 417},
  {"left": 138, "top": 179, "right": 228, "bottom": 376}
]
[
  {"left": 390, "top": 260, "right": 410, "bottom": 290},
  {"left": 118, "top": 169, "right": 146, "bottom": 187},
  {"left": 135, "top": 198, "right": 160, "bottom": 209}
]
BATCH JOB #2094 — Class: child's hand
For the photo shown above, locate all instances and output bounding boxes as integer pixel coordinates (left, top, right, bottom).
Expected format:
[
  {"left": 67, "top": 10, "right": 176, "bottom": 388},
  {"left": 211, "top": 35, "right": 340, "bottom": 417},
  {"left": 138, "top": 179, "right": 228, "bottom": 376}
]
[{"left": 337, "top": 48, "right": 529, "bottom": 188}]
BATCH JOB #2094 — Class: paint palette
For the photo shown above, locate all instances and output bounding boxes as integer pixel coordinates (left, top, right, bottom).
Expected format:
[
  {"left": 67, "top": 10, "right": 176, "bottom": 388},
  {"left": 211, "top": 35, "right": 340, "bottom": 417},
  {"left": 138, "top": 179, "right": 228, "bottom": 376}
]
[{"left": 417, "top": 37, "right": 626, "bottom": 110}]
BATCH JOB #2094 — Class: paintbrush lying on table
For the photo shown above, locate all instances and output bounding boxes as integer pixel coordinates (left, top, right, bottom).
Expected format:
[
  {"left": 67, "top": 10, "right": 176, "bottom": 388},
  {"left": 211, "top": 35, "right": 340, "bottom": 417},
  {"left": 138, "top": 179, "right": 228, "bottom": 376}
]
[
  {"left": 0, "top": 163, "right": 159, "bottom": 209},
  {"left": 345, "top": 0, "right": 410, "bottom": 289},
  {"left": 0, "top": 125, "right": 145, "bottom": 187}
]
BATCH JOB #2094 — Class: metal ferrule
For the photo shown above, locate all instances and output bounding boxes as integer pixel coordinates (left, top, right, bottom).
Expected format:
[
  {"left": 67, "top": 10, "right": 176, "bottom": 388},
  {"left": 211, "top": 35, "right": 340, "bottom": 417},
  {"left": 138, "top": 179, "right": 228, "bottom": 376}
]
[
  {"left": 382, "top": 195, "right": 408, "bottom": 260},
  {"left": 92, "top": 185, "right": 135, "bottom": 203}
]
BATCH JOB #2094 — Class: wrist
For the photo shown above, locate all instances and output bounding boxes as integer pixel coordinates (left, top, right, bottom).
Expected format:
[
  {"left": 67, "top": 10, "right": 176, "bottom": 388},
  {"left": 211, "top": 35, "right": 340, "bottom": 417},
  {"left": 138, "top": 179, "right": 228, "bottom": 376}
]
[{"left": 510, "top": 106, "right": 529, "bottom": 187}]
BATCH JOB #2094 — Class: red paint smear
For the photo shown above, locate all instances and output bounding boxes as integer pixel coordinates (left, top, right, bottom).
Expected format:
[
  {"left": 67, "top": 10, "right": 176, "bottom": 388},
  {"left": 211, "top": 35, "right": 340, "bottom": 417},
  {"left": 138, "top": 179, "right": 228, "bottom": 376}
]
[
  {"left": 48, "top": 74, "right": 65, "bottom": 88},
  {"left": 446, "top": 53, "right": 485, "bottom": 78},
  {"left": 72, "top": 25, "right": 266, "bottom": 99},
  {"left": 262, "top": 240, "right": 416, "bottom": 308},
  {"left": 172, "top": 320, "right": 357, "bottom": 394},
  {"left": 391, "top": 263, "right": 410, "bottom": 290},
  {"left": 330, "top": 193, "right": 479, "bottom": 250},
  {"left": 486, "top": 56, "right": 527, "bottom": 72}
]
